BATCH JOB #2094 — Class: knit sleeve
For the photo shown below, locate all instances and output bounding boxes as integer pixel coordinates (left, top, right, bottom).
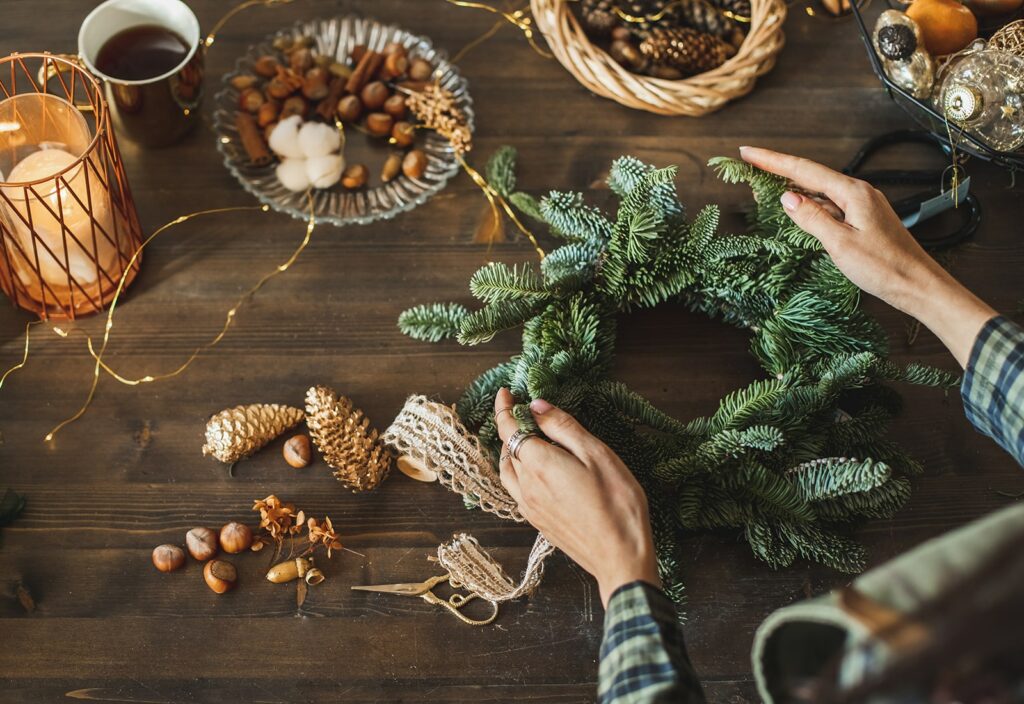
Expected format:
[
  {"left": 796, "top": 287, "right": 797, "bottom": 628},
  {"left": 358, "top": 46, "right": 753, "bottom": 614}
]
[
  {"left": 961, "top": 315, "right": 1024, "bottom": 468},
  {"left": 597, "top": 581, "right": 705, "bottom": 704}
]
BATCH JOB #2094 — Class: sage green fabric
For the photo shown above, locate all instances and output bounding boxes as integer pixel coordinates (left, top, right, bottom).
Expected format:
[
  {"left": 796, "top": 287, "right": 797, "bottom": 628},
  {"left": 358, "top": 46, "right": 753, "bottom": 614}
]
[{"left": 752, "top": 502, "right": 1024, "bottom": 703}]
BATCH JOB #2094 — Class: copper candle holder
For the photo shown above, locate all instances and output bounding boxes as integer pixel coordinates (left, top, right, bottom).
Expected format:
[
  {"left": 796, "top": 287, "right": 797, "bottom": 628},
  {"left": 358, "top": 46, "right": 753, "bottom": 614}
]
[{"left": 0, "top": 52, "right": 143, "bottom": 320}]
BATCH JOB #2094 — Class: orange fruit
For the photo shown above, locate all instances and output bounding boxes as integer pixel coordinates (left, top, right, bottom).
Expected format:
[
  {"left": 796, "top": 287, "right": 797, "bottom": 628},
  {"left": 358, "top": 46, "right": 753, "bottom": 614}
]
[{"left": 906, "top": 0, "right": 979, "bottom": 55}]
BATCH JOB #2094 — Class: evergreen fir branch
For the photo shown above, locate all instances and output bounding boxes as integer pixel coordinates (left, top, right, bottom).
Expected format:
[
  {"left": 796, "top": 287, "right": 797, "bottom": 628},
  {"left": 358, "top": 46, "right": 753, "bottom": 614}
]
[
  {"left": 787, "top": 457, "right": 891, "bottom": 501},
  {"left": 814, "top": 476, "right": 911, "bottom": 520},
  {"left": 540, "top": 191, "right": 613, "bottom": 243},
  {"left": 781, "top": 522, "right": 867, "bottom": 573},
  {"left": 398, "top": 302, "right": 469, "bottom": 342},
  {"left": 596, "top": 381, "right": 691, "bottom": 436},
  {"left": 509, "top": 191, "right": 545, "bottom": 222},
  {"left": 458, "top": 362, "right": 515, "bottom": 429},
  {"left": 541, "top": 241, "right": 602, "bottom": 289},
  {"left": 711, "top": 378, "right": 788, "bottom": 432},
  {"left": 469, "top": 262, "right": 548, "bottom": 304},
  {"left": 458, "top": 298, "right": 545, "bottom": 346},
  {"left": 746, "top": 520, "right": 797, "bottom": 569},
  {"left": 486, "top": 145, "right": 517, "bottom": 198},
  {"left": 737, "top": 462, "right": 815, "bottom": 522}
]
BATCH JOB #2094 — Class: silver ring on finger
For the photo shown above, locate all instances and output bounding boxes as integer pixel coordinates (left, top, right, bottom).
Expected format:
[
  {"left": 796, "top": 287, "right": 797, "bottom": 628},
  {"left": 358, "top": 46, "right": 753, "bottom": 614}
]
[
  {"left": 507, "top": 429, "right": 539, "bottom": 461},
  {"left": 494, "top": 406, "right": 514, "bottom": 421}
]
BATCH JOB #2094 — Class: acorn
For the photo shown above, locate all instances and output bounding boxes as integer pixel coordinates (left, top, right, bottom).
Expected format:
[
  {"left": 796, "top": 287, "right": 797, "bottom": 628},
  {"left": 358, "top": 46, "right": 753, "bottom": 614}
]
[
  {"left": 361, "top": 81, "right": 390, "bottom": 111},
  {"left": 342, "top": 163, "right": 369, "bottom": 189},
  {"left": 185, "top": 527, "right": 219, "bottom": 561},
  {"left": 383, "top": 94, "right": 407, "bottom": 119},
  {"left": 402, "top": 149, "right": 428, "bottom": 180},
  {"left": 283, "top": 434, "right": 312, "bottom": 468},
  {"left": 365, "top": 112, "right": 394, "bottom": 137},
  {"left": 381, "top": 152, "right": 403, "bottom": 183},
  {"left": 391, "top": 121, "right": 416, "bottom": 147},
  {"left": 336, "top": 94, "right": 362, "bottom": 123},
  {"left": 152, "top": 544, "right": 185, "bottom": 572},
  {"left": 302, "top": 67, "right": 330, "bottom": 101},
  {"left": 219, "top": 522, "right": 253, "bottom": 554},
  {"left": 408, "top": 58, "right": 433, "bottom": 81},
  {"left": 203, "top": 559, "right": 237, "bottom": 594},
  {"left": 253, "top": 55, "right": 280, "bottom": 78},
  {"left": 266, "top": 556, "right": 324, "bottom": 585}
]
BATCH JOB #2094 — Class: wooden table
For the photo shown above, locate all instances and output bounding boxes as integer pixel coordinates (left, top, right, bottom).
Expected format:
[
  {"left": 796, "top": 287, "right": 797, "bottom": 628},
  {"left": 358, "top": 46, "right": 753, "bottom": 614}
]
[{"left": 2, "top": 1, "right": 1023, "bottom": 701}]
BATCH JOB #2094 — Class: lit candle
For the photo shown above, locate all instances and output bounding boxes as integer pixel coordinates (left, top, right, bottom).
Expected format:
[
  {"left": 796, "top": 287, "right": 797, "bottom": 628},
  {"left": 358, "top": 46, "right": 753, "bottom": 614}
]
[{"left": 0, "top": 93, "right": 119, "bottom": 311}]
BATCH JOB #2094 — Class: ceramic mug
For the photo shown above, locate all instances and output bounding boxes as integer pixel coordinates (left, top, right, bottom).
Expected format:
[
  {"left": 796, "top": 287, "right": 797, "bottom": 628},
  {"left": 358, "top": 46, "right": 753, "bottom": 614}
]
[{"left": 77, "top": 0, "right": 203, "bottom": 148}]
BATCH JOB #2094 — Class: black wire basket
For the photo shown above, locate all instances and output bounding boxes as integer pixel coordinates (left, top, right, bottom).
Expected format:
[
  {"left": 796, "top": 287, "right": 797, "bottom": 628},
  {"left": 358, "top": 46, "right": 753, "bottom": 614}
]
[{"left": 850, "top": 0, "right": 1024, "bottom": 171}]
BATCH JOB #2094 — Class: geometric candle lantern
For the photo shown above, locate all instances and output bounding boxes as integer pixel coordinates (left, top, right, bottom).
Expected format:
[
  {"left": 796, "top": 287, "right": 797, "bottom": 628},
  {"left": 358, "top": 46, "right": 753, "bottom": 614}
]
[{"left": 0, "top": 53, "right": 142, "bottom": 320}]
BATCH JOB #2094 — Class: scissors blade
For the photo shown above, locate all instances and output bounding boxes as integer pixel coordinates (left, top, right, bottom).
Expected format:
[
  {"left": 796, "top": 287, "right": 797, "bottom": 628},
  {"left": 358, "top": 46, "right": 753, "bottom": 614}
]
[{"left": 350, "top": 582, "right": 427, "bottom": 596}]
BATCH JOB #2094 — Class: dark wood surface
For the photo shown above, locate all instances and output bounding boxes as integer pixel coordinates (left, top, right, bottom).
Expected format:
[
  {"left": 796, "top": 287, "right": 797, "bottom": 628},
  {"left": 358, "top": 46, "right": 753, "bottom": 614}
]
[{"left": 2, "top": 1, "right": 1023, "bottom": 702}]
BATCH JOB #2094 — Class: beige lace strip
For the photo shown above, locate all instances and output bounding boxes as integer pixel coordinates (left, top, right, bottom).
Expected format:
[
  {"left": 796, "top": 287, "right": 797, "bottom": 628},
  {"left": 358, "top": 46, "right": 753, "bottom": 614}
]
[{"left": 383, "top": 394, "right": 554, "bottom": 602}]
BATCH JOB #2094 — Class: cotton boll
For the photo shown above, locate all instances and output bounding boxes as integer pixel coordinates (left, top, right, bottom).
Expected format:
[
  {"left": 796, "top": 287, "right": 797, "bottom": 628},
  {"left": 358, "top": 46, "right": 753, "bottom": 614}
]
[
  {"left": 305, "top": 153, "right": 344, "bottom": 189},
  {"left": 297, "top": 121, "right": 342, "bottom": 159},
  {"left": 268, "top": 115, "right": 304, "bottom": 159},
  {"left": 276, "top": 158, "right": 311, "bottom": 192}
]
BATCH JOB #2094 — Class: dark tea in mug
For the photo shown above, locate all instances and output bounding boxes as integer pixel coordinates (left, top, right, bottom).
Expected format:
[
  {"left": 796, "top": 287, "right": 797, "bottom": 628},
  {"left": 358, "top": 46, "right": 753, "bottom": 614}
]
[{"left": 94, "top": 25, "right": 190, "bottom": 81}]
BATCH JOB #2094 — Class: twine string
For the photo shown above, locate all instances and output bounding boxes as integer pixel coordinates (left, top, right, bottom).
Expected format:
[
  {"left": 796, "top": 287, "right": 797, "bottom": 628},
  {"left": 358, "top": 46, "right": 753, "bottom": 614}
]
[
  {"left": 204, "top": 0, "right": 296, "bottom": 49},
  {"left": 444, "top": 0, "right": 553, "bottom": 58},
  {"left": 457, "top": 154, "right": 546, "bottom": 260}
]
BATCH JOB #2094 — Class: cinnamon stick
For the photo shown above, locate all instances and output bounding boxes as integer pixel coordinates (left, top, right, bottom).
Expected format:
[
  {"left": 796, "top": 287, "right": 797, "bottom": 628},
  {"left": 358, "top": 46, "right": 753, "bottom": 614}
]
[
  {"left": 235, "top": 111, "right": 271, "bottom": 166},
  {"left": 317, "top": 76, "right": 347, "bottom": 121},
  {"left": 345, "top": 50, "right": 384, "bottom": 95}
]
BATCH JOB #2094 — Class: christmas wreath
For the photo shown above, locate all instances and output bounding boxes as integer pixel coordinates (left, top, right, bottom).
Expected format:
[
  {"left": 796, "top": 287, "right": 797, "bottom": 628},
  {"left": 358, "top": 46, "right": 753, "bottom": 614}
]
[{"left": 398, "top": 148, "right": 956, "bottom": 601}]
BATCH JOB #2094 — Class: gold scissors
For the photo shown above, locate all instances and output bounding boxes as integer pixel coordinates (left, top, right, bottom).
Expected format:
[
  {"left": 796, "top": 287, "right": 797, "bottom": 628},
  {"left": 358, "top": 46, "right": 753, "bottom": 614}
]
[{"left": 351, "top": 574, "right": 499, "bottom": 626}]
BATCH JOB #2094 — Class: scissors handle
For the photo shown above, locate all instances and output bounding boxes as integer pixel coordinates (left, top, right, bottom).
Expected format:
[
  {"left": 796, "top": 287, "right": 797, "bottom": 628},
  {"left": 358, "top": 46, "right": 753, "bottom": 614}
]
[{"left": 420, "top": 589, "right": 499, "bottom": 626}]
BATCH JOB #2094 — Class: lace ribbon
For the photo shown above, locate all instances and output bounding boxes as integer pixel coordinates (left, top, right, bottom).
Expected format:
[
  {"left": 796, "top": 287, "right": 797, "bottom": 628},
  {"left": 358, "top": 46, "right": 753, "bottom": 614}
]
[{"left": 383, "top": 394, "right": 554, "bottom": 602}]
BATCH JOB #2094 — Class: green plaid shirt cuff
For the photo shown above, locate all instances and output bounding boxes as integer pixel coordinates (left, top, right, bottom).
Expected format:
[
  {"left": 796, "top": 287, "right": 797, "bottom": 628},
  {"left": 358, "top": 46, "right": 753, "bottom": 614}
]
[
  {"left": 598, "top": 581, "right": 705, "bottom": 704},
  {"left": 962, "top": 315, "right": 1024, "bottom": 467}
]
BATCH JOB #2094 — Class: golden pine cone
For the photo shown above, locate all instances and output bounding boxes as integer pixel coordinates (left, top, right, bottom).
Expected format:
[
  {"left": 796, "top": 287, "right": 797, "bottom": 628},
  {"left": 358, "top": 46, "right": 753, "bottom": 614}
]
[
  {"left": 202, "top": 403, "right": 305, "bottom": 463},
  {"left": 305, "top": 385, "right": 391, "bottom": 492},
  {"left": 639, "top": 27, "right": 736, "bottom": 76}
]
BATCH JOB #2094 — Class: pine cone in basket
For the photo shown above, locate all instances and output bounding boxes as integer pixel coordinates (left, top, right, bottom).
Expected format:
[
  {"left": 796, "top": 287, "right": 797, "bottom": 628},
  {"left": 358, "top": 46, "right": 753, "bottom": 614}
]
[
  {"left": 639, "top": 27, "right": 737, "bottom": 76},
  {"left": 305, "top": 385, "right": 390, "bottom": 492},
  {"left": 709, "top": 0, "right": 752, "bottom": 20},
  {"left": 619, "top": 0, "right": 679, "bottom": 35},
  {"left": 674, "top": 0, "right": 745, "bottom": 43},
  {"left": 581, "top": 0, "right": 620, "bottom": 37}
]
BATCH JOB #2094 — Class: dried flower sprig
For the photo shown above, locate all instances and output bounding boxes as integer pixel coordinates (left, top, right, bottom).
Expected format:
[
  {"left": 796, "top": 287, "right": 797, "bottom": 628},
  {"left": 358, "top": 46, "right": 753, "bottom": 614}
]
[
  {"left": 306, "top": 516, "right": 344, "bottom": 558},
  {"left": 252, "top": 494, "right": 304, "bottom": 540},
  {"left": 405, "top": 84, "right": 472, "bottom": 156},
  {"left": 251, "top": 494, "right": 362, "bottom": 561}
]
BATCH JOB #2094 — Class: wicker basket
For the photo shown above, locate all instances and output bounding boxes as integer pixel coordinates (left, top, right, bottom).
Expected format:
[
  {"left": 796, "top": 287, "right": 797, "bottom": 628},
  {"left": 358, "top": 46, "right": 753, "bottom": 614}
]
[{"left": 530, "top": 0, "right": 787, "bottom": 116}]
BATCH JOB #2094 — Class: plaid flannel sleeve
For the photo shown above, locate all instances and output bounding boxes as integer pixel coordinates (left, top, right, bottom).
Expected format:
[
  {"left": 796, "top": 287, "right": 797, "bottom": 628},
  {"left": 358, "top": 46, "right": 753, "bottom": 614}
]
[
  {"left": 598, "top": 581, "right": 705, "bottom": 704},
  {"left": 961, "top": 315, "right": 1024, "bottom": 468}
]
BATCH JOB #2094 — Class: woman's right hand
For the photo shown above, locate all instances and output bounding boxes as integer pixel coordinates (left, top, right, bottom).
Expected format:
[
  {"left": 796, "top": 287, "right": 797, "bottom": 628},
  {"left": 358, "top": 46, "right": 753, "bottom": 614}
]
[{"left": 739, "top": 146, "right": 996, "bottom": 367}]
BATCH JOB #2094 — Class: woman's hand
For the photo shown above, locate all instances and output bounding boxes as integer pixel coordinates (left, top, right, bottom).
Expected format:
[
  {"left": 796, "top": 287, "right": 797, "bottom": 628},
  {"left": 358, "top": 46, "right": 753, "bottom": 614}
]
[
  {"left": 739, "top": 146, "right": 996, "bottom": 367},
  {"left": 493, "top": 387, "right": 661, "bottom": 607}
]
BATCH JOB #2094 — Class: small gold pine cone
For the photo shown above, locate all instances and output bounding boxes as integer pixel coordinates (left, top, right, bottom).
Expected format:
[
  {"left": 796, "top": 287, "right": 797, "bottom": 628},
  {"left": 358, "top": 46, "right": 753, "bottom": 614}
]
[
  {"left": 305, "top": 385, "right": 391, "bottom": 492},
  {"left": 639, "top": 27, "right": 736, "bottom": 76},
  {"left": 202, "top": 403, "right": 305, "bottom": 463}
]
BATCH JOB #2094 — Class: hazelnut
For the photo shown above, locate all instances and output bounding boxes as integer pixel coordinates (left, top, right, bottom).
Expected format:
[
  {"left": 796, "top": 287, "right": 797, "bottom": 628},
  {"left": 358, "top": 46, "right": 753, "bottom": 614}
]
[
  {"left": 266, "top": 76, "right": 296, "bottom": 100},
  {"left": 408, "top": 58, "right": 433, "bottom": 82},
  {"left": 383, "top": 94, "right": 407, "bottom": 119},
  {"left": 302, "top": 70, "right": 330, "bottom": 101},
  {"left": 361, "top": 81, "right": 389, "bottom": 111},
  {"left": 391, "top": 121, "right": 416, "bottom": 147},
  {"left": 238, "top": 88, "right": 265, "bottom": 113},
  {"left": 283, "top": 434, "right": 312, "bottom": 468},
  {"left": 365, "top": 112, "right": 394, "bottom": 137},
  {"left": 381, "top": 152, "right": 403, "bottom": 183},
  {"left": 280, "top": 95, "right": 307, "bottom": 120},
  {"left": 257, "top": 100, "right": 280, "bottom": 128},
  {"left": 219, "top": 522, "right": 253, "bottom": 554},
  {"left": 609, "top": 40, "right": 644, "bottom": 71},
  {"left": 185, "top": 527, "right": 219, "bottom": 561},
  {"left": 272, "top": 35, "right": 295, "bottom": 52},
  {"left": 289, "top": 47, "right": 314, "bottom": 74},
  {"left": 253, "top": 55, "right": 280, "bottom": 78},
  {"left": 203, "top": 559, "right": 237, "bottom": 594},
  {"left": 229, "top": 74, "right": 259, "bottom": 91},
  {"left": 383, "top": 52, "right": 409, "bottom": 79},
  {"left": 336, "top": 95, "right": 362, "bottom": 122},
  {"left": 152, "top": 544, "right": 185, "bottom": 572},
  {"left": 383, "top": 42, "right": 407, "bottom": 58},
  {"left": 342, "top": 163, "right": 369, "bottom": 189},
  {"left": 402, "top": 149, "right": 428, "bottom": 180}
]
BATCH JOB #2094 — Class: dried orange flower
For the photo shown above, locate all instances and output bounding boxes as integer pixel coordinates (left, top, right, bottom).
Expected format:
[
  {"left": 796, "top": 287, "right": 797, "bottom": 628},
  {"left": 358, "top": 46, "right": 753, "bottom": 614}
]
[
  {"left": 307, "top": 515, "right": 343, "bottom": 558},
  {"left": 406, "top": 84, "right": 471, "bottom": 156},
  {"left": 252, "top": 494, "right": 298, "bottom": 539}
]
